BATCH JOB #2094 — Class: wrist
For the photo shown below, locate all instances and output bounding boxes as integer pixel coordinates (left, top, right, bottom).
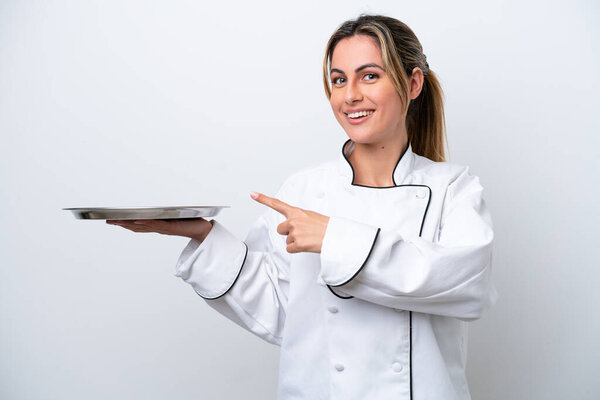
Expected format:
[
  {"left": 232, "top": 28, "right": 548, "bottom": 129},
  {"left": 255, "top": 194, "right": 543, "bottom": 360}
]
[{"left": 191, "top": 219, "right": 214, "bottom": 243}]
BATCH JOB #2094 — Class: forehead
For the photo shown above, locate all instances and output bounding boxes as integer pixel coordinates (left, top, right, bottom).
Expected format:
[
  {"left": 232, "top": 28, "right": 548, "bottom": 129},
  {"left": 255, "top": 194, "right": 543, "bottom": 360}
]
[{"left": 331, "top": 35, "right": 382, "bottom": 70}]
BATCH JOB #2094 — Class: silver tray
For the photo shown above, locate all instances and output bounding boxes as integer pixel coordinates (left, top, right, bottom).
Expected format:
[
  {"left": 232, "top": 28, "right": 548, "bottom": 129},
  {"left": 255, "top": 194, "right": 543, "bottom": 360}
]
[{"left": 63, "top": 206, "right": 228, "bottom": 220}]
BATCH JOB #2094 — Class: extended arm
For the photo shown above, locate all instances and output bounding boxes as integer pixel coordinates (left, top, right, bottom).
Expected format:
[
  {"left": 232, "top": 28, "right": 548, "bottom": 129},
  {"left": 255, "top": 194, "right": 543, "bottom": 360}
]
[{"left": 175, "top": 210, "right": 291, "bottom": 345}]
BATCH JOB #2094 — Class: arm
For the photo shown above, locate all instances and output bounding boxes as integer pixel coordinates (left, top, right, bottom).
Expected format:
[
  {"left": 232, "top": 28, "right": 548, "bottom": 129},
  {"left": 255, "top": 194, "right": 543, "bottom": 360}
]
[
  {"left": 319, "top": 167, "right": 497, "bottom": 321},
  {"left": 175, "top": 192, "right": 292, "bottom": 346}
]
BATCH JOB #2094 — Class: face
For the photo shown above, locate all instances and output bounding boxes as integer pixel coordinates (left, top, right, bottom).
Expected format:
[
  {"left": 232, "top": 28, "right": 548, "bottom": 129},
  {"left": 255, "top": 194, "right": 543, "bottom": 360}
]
[{"left": 329, "top": 35, "right": 406, "bottom": 145}]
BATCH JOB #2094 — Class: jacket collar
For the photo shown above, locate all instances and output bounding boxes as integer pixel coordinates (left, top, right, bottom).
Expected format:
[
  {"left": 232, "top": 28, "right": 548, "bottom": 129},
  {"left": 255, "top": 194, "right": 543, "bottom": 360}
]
[{"left": 338, "top": 139, "right": 414, "bottom": 187}]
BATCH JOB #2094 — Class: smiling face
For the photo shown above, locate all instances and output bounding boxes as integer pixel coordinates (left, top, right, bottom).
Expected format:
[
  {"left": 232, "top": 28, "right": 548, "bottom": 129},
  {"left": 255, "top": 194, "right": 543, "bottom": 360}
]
[{"left": 329, "top": 34, "right": 407, "bottom": 146}]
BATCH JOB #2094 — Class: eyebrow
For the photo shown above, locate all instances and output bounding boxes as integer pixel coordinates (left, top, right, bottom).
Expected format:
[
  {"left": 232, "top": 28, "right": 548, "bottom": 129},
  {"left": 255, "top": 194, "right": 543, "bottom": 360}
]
[{"left": 330, "top": 63, "right": 385, "bottom": 75}]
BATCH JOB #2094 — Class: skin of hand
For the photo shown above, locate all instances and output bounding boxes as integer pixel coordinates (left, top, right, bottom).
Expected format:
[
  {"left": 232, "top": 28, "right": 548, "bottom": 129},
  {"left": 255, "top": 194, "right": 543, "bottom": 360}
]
[
  {"left": 250, "top": 191, "right": 330, "bottom": 253},
  {"left": 106, "top": 218, "right": 214, "bottom": 243}
]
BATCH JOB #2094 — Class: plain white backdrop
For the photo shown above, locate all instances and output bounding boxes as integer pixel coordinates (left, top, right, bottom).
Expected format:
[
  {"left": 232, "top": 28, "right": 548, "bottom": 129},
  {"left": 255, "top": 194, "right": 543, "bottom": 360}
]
[{"left": 1, "top": 0, "right": 598, "bottom": 399}]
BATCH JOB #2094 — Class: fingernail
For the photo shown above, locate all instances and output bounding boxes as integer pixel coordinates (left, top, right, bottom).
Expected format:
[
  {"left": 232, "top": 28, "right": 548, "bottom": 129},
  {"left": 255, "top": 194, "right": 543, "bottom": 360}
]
[{"left": 250, "top": 192, "right": 259, "bottom": 199}]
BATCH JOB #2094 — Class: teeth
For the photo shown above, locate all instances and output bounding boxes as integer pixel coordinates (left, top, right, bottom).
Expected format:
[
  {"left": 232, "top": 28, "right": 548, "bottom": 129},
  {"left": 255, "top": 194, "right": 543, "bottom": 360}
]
[{"left": 348, "top": 110, "right": 374, "bottom": 119}]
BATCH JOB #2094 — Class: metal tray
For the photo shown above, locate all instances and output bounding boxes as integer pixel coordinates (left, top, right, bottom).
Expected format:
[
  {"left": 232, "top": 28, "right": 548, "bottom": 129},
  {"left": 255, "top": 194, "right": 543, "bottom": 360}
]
[{"left": 63, "top": 206, "right": 228, "bottom": 220}]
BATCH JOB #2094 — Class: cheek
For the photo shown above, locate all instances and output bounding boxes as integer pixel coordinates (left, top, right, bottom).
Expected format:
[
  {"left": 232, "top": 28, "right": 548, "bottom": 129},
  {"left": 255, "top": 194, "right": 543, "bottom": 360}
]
[
  {"left": 329, "top": 91, "right": 342, "bottom": 109},
  {"left": 329, "top": 94, "right": 344, "bottom": 118},
  {"left": 381, "top": 90, "right": 405, "bottom": 117},
  {"left": 373, "top": 92, "right": 405, "bottom": 127}
]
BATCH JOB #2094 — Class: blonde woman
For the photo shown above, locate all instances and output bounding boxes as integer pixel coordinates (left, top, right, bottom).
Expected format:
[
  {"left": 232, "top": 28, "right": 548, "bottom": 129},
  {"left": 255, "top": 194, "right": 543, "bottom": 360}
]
[{"left": 108, "top": 14, "right": 496, "bottom": 400}]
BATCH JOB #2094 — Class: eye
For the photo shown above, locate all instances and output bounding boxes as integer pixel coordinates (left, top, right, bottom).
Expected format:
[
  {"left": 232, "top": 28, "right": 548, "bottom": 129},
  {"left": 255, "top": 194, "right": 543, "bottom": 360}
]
[
  {"left": 363, "top": 73, "right": 379, "bottom": 81},
  {"left": 332, "top": 76, "right": 346, "bottom": 86}
]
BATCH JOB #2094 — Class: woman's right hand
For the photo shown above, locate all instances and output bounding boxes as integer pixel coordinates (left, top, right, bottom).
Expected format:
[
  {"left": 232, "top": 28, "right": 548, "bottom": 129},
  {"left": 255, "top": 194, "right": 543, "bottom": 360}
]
[{"left": 106, "top": 218, "right": 214, "bottom": 243}]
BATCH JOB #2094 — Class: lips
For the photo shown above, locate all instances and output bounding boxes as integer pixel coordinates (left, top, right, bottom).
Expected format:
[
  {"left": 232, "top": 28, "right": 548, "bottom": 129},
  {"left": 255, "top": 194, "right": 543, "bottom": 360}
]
[
  {"left": 344, "top": 109, "right": 375, "bottom": 125},
  {"left": 347, "top": 110, "right": 374, "bottom": 118}
]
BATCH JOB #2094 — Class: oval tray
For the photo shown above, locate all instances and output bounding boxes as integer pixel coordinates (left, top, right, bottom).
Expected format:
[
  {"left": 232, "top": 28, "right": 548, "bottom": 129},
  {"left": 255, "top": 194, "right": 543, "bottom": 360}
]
[{"left": 63, "top": 206, "right": 228, "bottom": 220}]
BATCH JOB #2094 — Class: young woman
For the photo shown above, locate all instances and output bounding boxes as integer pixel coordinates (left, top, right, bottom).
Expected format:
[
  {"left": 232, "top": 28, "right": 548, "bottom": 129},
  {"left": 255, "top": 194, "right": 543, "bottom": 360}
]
[{"left": 108, "top": 14, "right": 496, "bottom": 400}]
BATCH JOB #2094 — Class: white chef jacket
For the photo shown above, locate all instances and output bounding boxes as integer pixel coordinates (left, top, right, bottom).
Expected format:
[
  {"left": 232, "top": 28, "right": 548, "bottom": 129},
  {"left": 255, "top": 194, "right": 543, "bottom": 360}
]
[{"left": 175, "top": 139, "right": 496, "bottom": 400}]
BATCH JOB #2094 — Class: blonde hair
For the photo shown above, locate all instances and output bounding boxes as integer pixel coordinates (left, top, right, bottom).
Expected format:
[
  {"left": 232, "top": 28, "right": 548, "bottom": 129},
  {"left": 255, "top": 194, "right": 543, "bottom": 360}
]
[{"left": 322, "top": 15, "right": 447, "bottom": 162}]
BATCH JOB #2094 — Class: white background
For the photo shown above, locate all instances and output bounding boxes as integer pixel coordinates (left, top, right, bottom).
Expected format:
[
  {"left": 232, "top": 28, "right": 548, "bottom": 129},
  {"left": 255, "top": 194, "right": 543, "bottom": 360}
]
[{"left": 1, "top": 0, "right": 598, "bottom": 399}]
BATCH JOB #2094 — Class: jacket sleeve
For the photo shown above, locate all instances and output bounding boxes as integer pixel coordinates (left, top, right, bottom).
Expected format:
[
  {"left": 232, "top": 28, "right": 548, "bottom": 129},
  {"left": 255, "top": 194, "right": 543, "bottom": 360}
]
[
  {"left": 174, "top": 188, "right": 291, "bottom": 346},
  {"left": 319, "top": 167, "right": 497, "bottom": 321}
]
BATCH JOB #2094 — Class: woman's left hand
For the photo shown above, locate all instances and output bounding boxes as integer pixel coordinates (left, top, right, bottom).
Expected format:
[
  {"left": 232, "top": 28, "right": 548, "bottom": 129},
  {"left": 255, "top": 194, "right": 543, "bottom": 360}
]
[{"left": 251, "top": 192, "right": 329, "bottom": 254}]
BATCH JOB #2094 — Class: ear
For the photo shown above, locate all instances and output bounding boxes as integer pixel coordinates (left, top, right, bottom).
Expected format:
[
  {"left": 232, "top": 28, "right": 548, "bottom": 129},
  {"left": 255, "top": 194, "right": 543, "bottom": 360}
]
[{"left": 409, "top": 67, "right": 425, "bottom": 100}]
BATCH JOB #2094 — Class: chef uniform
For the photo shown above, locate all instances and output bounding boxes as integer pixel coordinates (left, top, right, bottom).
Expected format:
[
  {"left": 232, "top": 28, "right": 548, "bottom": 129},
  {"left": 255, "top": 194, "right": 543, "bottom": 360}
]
[{"left": 175, "top": 139, "right": 496, "bottom": 400}]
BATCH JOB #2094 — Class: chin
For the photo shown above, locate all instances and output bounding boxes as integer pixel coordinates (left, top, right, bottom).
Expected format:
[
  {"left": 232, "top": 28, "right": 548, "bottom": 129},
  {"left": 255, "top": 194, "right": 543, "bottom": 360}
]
[{"left": 343, "top": 128, "right": 383, "bottom": 145}]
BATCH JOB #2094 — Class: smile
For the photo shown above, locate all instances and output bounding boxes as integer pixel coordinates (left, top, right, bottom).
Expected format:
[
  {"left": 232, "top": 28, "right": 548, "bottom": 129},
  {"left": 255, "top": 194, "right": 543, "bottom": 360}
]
[
  {"left": 344, "top": 110, "right": 375, "bottom": 125},
  {"left": 347, "top": 110, "right": 374, "bottom": 119}
]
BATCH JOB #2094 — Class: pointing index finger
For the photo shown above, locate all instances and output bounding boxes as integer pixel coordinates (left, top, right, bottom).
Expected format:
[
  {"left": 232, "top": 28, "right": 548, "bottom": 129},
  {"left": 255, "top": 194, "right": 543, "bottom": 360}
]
[{"left": 250, "top": 192, "right": 294, "bottom": 217}]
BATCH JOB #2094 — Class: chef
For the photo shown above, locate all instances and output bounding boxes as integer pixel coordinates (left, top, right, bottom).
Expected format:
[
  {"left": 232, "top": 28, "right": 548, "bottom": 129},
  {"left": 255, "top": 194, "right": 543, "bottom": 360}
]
[{"left": 108, "top": 14, "right": 496, "bottom": 400}]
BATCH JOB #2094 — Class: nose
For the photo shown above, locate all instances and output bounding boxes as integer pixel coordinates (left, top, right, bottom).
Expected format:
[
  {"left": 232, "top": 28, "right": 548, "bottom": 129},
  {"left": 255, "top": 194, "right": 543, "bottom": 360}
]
[{"left": 344, "top": 81, "right": 362, "bottom": 104}]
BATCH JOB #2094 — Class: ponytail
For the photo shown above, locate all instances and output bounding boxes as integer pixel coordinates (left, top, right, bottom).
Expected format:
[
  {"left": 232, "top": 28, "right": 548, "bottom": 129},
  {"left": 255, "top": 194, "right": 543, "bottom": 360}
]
[{"left": 406, "top": 69, "right": 447, "bottom": 161}]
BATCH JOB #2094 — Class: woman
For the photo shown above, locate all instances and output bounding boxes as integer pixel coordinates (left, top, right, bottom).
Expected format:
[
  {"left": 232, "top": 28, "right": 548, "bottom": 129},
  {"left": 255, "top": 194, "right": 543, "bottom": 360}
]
[{"left": 108, "top": 14, "right": 496, "bottom": 400}]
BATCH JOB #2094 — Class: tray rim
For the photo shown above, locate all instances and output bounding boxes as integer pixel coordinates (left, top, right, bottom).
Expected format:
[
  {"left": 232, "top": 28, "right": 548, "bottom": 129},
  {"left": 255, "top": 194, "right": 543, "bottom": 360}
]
[
  {"left": 63, "top": 205, "right": 230, "bottom": 211},
  {"left": 64, "top": 206, "right": 230, "bottom": 220}
]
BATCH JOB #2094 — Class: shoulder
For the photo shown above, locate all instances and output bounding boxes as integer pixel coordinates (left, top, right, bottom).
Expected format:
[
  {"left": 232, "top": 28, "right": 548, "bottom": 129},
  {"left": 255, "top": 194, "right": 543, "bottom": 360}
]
[
  {"left": 412, "top": 153, "right": 480, "bottom": 183},
  {"left": 411, "top": 153, "right": 466, "bottom": 181},
  {"left": 275, "top": 160, "right": 337, "bottom": 199},
  {"left": 280, "top": 160, "right": 336, "bottom": 187},
  {"left": 410, "top": 153, "right": 485, "bottom": 199}
]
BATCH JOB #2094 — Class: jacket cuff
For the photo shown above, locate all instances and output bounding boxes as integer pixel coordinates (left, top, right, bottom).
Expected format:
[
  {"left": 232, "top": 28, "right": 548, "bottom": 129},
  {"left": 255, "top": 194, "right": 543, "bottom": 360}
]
[
  {"left": 175, "top": 220, "right": 248, "bottom": 300},
  {"left": 319, "top": 216, "right": 380, "bottom": 287}
]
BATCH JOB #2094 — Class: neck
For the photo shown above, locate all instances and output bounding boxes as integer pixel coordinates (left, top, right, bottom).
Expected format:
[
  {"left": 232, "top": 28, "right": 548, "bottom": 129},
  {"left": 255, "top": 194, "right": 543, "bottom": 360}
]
[{"left": 348, "top": 136, "right": 408, "bottom": 187}]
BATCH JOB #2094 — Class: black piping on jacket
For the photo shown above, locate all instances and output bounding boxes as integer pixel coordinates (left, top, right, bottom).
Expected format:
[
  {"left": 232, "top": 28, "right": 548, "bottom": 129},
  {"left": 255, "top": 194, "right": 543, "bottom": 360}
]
[
  {"left": 327, "top": 138, "right": 433, "bottom": 400},
  {"left": 327, "top": 138, "right": 433, "bottom": 295},
  {"left": 195, "top": 243, "right": 249, "bottom": 300}
]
